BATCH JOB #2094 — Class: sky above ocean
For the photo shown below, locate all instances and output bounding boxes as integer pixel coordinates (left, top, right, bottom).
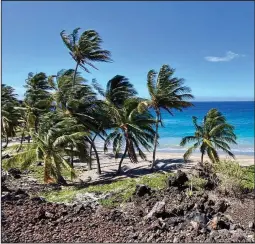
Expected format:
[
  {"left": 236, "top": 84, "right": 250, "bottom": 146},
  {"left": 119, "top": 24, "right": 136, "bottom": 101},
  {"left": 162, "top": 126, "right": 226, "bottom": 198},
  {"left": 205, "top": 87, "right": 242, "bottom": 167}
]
[{"left": 2, "top": 1, "right": 254, "bottom": 101}]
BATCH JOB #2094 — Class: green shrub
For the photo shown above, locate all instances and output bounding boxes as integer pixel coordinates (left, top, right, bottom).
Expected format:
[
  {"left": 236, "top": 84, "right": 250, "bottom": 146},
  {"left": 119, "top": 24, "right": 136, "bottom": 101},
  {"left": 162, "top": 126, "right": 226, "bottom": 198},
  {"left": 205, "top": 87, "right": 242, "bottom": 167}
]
[{"left": 214, "top": 160, "right": 254, "bottom": 195}]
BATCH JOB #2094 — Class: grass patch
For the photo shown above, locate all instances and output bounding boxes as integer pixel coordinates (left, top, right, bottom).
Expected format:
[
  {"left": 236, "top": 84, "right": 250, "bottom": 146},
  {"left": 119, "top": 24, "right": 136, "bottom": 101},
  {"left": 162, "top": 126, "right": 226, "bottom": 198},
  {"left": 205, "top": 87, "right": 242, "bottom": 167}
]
[
  {"left": 40, "top": 172, "right": 174, "bottom": 207},
  {"left": 41, "top": 187, "right": 85, "bottom": 203},
  {"left": 186, "top": 176, "right": 208, "bottom": 191},
  {"left": 28, "top": 164, "right": 74, "bottom": 183},
  {"left": 139, "top": 173, "right": 172, "bottom": 190},
  {"left": 99, "top": 197, "right": 119, "bottom": 208}
]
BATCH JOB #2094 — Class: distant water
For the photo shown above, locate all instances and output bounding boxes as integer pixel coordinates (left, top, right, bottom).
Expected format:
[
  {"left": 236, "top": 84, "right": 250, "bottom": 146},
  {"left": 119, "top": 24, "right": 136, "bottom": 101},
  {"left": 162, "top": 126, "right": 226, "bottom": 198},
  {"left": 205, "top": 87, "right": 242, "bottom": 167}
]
[
  {"left": 156, "top": 101, "right": 254, "bottom": 156},
  {"left": 96, "top": 101, "right": 254, "bottom": 156}
]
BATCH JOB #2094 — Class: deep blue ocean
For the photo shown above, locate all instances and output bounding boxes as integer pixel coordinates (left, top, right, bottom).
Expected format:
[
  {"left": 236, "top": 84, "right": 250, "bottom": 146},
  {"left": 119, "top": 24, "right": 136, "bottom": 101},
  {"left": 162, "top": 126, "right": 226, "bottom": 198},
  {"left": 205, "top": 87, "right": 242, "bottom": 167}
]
[
  {"left": 96, "top": 101, "right": 254, "bottom": 156},
  {"left": 156, "top": 101, "right": 254, "bottom": 156}
]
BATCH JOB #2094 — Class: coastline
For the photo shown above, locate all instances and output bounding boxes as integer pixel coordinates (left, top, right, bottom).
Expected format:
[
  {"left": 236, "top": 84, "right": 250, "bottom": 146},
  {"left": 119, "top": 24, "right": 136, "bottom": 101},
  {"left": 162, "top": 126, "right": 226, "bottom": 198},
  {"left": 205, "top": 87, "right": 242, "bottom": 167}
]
[{"left": 77, "top": 149, "right": 254, "bottom": 183}]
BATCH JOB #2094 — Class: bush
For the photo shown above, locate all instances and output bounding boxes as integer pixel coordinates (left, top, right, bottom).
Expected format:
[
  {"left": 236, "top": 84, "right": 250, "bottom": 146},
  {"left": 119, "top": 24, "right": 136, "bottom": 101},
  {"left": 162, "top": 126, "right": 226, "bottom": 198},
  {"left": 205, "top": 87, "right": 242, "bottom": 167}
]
[
  {"left": 213, "top": 160, "right": 254, "bottom": 195},
  {"left": 187, "top": 176, "right": 208, "bottom": 191}
]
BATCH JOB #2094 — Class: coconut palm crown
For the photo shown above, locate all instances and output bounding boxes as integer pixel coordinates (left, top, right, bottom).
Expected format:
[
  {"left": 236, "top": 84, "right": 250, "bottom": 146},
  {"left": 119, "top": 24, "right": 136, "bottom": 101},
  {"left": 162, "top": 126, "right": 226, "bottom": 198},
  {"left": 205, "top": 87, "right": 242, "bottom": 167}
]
[
  {"left": 60, "top": 28, "right": 112, "bottom": 85},
  {"left": 180, "top": 108, "right": 237, "bottom": 163}
]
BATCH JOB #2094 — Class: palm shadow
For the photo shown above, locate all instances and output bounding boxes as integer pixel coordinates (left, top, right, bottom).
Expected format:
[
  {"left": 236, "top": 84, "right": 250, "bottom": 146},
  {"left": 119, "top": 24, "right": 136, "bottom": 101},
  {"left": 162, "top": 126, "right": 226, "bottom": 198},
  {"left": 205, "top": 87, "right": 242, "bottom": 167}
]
[{"left": 69, "top": 157, "right": 194, "bottom": 189}]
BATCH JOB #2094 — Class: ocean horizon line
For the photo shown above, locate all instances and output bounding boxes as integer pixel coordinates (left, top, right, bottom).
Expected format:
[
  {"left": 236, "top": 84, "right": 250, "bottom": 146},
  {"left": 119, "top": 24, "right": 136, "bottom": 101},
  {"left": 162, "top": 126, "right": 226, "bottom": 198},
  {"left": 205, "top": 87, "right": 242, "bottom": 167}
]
[{"left": 192, "top": 100, "right": 254, "bottom": 102}]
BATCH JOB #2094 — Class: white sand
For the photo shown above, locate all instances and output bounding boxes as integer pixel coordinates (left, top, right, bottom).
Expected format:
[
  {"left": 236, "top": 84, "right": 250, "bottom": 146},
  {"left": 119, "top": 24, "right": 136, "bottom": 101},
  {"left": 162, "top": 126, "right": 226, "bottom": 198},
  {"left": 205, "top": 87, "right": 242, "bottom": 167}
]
[
  {"left": 3, "top": 140, "right": 253, "bottom": 183},
  {"left": 77, "top": 150, "right": 254, "bottom": 183}
]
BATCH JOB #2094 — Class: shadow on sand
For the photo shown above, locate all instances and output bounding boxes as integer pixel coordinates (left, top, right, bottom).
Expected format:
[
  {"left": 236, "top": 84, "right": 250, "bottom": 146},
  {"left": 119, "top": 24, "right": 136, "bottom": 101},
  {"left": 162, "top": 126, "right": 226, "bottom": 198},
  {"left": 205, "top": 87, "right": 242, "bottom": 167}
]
[{"left": 69, "top": 157, "right": 195, "bottom": 189}]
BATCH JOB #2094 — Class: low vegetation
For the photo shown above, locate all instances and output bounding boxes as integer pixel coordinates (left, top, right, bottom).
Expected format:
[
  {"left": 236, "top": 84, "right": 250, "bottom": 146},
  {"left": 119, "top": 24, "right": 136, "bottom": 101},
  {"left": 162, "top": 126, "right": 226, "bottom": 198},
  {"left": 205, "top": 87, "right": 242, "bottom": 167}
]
[
  {"left": 186, "top": 176, "right": 208, "bottom": 192},
  {"left": 39, "top": 172, "right": 174, "bottom": 207},
  {"left": 213, "top": 160, "right": 254, "bottom": 194}
]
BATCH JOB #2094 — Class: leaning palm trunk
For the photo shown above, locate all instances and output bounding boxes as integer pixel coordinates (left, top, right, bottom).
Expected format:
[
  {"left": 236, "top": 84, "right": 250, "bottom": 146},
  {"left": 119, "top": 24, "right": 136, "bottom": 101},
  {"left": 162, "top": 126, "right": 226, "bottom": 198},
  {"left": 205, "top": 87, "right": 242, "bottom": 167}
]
[
  {"left": 57, "top": 174, "right": 67, "bottom": 185},
  {"left": 73, "top": 62, "right": 79, "bottom": 86},
  {"left": 88, "top": 134, "right": 98, "bottom": 170},
  {"left": 88, "top": 145, "right": 93, "bottom": 170},
  {"left": 87, "top": 136, "right": 101, "bottom": 174},
  {"left": 151, "top": 111, "right": 160, "bottom": 170},
  {"left": 35, "top": 116, "right": 39, "bottom": 133},
  {"left": 17, "top": 129, "right": 25, "bottom": 152},
  {"left": 3, "top": 135, "right": 9, "bottom": 149},
  {"left": 117, "top": 145, "right": 128, "bottom": 174},
  {"left": 201, "top": 153, "right": 204, "bottom": 164},
  {"left": 70, "top": 145, "right": 74, "bottom": 168}
]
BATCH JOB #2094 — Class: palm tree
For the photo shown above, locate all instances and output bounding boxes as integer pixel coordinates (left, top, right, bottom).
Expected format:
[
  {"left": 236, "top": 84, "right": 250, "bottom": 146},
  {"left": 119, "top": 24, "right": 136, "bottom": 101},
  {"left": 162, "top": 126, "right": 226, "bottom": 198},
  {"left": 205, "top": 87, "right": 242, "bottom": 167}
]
[
  {"left": 48, "top": 69, "right": 103, "bottom": 173},
  {"left": 14, "top": 103, "right": 34, "bottom": 151},
  {"left": 180, "top": 108, "right": 237, "bottom": 163},
  {"left": 3, "top": 116, "right": 89, "bottom": 184},
  {"left": 104, "top": 98, "right": 156, "bottom": 174},
  {"left": 24, "top": 72, "right": 52, "bottom": 132},
  {"left": 1, "top": 84, "right": 21, "bottom": 148},
  {"left": 48, "top": 69, "right": 86, "bottom": 111},
  {"left": 91, "top": 75, "right": 138, "bottom": 172},
  {"left": 92, "top": 75, "right": 137, "bottom": 108},
  {"left": 60, "top": 28, "right": 112, "bottom": 86},
  {"left": 138, "top": 65, "right": 194, "bottom": 169}
]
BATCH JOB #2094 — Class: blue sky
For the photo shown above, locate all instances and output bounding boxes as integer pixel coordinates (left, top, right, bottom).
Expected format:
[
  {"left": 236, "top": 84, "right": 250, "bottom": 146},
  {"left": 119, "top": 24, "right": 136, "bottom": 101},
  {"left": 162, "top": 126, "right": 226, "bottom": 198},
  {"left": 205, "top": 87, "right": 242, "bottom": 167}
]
[{"left": 2, "top": 1, "right": 254, "bottom": 101}]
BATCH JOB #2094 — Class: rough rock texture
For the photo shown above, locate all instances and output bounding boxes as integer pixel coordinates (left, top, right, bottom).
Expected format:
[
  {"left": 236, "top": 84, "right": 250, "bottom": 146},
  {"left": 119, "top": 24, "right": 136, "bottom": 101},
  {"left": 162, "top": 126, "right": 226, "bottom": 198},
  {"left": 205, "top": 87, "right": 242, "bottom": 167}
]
[
  {"left": 2, "top": 164, "right": 254, "bottom": 243},
  {"left": 135, "top": 184, "right": 152, "bottom": 197},
  {"left": 2, "top": 185, "right": 254, "bottom": 243},
  {"left": 8, "top": 168, "right": 22, "bottom": 179},
  {"left": 167, "top": 170, "right": 189, "bottom": 189}
]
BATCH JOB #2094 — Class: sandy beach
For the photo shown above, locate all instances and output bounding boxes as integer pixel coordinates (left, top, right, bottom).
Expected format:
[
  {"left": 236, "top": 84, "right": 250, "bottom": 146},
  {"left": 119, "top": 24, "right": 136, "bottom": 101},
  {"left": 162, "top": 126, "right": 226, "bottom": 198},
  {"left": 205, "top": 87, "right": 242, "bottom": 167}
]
[
  {"left": 77, "top": 150, "right": 254, "bottom": 183},
  {"left": 3, "top": 140, "right": 254, "bottom": 183}
]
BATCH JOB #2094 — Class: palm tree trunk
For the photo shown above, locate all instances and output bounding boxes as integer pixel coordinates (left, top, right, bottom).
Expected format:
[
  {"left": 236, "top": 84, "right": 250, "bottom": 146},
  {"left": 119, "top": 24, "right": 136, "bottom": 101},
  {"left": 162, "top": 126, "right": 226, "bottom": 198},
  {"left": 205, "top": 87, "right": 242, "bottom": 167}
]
[
  {"left": 201, "top": 153, "right": 204, "bottom": 164},
  {"left": 88, "top": 145, "right": 93, "bottom": 170},
  {"left": 17, "top": 129, "right": 25, "bottom": 152},
  {"left": 35, "top": 116, "right": 39, "bottom": 133},
  {"left": 88, "top": 134, "right": 97, "bottom": 170},
  {"left": 3, "top": 135, "right": 9, "bottom": 148},
  {"left": 87, "top": 136, "right": 101, "bottom": 174},
  {"left": 73, "top": 62, "right": 79, "bottom": 86},
  {"left": 70, "top": 145, "right": 74, "bottom": 168},
  {"left": 117, "top": 145, "right": 128, "bottom": 175},
  {"left": 57, "top": 175, "right": 67, "bottom": 185},
  {"left": 151, "top": 111, "right": 160, "bottom": 170}
]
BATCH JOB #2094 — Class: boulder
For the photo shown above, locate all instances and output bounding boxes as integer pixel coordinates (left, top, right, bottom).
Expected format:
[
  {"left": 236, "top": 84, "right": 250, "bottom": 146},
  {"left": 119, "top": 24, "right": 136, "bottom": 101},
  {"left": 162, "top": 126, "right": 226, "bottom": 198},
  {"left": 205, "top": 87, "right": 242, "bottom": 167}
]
[
  {"left": 1, "top": 169, "right": 9, "bottom": 182},
  {"left": 8, "top": 168, "right": 22, "bottom": 179},
  {"left": 248, "top": 221, "right": 255, "bottom": 230},
  {"left": 231, "top": 229, "right": 246, "bottom": 242},
  {"left": 134, "top": 184, "right": 151, "bottom": 197},
  {"left": 74, "top": 204, "right": 85, "bottom": 214},
  {"left": 208, "top": 214, "right": 232, "bottom": 231},
  {"left": 144, "top": 201, "right": 166, "bottom": 219},
  {"left": 167, "top": 170, "right": 188, "bottom": 189},
  {"left": 30, "top": 196, "right": 46, "bottom": 203},
  {"left": 2, "top": 154, "right": 10, "bottom": 160},
  {"left": 213, "top": 199, "right": 229, "bottom": 213},
  {"left": 36, "top": 162, "right": 43, "bottom": 166}
]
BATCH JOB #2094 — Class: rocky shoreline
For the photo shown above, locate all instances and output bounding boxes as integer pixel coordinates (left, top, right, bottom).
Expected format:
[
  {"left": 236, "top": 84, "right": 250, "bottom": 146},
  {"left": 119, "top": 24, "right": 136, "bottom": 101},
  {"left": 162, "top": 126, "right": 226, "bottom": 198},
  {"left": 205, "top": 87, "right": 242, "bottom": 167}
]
[{"left": 2, "top": 164, "right": 255, "bottom": 243}]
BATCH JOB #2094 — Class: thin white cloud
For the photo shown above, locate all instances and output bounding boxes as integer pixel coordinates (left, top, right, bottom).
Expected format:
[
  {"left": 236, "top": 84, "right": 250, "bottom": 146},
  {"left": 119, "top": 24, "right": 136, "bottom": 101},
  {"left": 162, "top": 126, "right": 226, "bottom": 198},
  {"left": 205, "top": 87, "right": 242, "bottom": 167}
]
[{"left": 205, "top": 51, "right": 244, "bottom": 62}]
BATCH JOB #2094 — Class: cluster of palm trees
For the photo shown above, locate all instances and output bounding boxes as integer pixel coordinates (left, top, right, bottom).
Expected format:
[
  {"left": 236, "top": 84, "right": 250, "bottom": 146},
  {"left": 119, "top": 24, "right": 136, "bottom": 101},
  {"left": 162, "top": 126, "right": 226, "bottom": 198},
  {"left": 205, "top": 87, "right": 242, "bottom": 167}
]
[{"left": 2, "top": 28, "right": 237, "bottom": 184}]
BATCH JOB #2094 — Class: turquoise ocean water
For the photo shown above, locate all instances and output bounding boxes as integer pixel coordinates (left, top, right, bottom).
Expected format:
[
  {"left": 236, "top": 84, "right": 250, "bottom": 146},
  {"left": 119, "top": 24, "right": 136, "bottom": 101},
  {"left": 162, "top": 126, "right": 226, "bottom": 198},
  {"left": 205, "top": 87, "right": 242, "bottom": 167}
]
[
  {"left": 97, "top": 101, "right": 254, "bottom": 156},
  {"left": 157, "top": 101, "right": 254, "bottom": 156}
]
